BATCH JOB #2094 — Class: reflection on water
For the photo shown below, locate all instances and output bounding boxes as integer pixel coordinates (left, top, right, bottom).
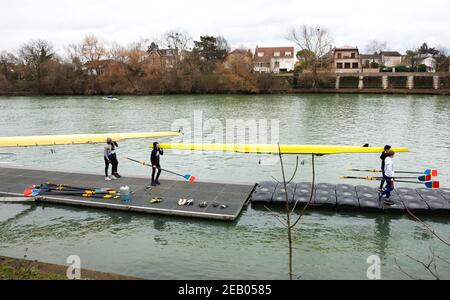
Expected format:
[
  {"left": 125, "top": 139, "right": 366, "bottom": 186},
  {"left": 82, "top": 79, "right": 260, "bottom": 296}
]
[{"left": 0, "top": 94, "right": 449, "bottom": 279}]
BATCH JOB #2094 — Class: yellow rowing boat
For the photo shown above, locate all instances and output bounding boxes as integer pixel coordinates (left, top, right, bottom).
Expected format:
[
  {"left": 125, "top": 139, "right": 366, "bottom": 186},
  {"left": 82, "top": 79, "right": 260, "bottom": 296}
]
[
  {"left": 158, "top": 143, "right": 410, "bottom": 155},
  {"left": 0, "top": 132, "right": 182, "bottom": 147}
]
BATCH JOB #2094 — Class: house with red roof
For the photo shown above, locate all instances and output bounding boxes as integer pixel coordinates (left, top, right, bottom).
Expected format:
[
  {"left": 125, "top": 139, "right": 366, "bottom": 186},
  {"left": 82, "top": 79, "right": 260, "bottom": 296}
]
[{"left": 253, "top": 46, "right": 296, "bottom": 73}]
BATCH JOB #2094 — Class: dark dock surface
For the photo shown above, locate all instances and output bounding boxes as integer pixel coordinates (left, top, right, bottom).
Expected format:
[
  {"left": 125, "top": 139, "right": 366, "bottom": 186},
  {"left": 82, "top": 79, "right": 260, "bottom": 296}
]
[
  {"left": 2, "top": 167, "right": 449, "bottom": 219},
  {"left": 252, "top": 181, "right": 450, "bottom": 216},
  {"left": 0, "top": 167, "right": 255, "bottom": 221}
]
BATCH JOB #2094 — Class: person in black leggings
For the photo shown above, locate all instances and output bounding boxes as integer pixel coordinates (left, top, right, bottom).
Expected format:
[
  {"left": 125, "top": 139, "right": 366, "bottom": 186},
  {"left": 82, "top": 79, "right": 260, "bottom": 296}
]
[
  {"left": 104, "top": 138, "right": 121, "bottom": 180},
  {"left": 379, "top": 145, "right": 391, "bottom": 191},
  {"left": 151, "top": 142, "right": 164, "bottom": 186}
]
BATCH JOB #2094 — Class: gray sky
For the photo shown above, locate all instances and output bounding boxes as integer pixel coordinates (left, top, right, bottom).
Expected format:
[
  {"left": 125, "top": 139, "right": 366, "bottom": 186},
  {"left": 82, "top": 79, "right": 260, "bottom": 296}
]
[{"left": 1, "top": 0, "right": 449, "bottom": 54}]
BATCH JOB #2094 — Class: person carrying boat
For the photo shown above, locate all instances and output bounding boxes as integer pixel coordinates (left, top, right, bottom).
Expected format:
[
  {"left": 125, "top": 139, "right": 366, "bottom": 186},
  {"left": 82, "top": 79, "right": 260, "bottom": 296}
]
[
  {"left": 104, "top": 138, "right": 121, "bottom": 181},
  {"left": 379, "top": 150, "right": 395, "bottom": 205},
  {"left": 151, "top": 142, "right": 164, "bottom": 186},
  {"left": 379, "top": 145, "right": 392, "bottom": 191}
]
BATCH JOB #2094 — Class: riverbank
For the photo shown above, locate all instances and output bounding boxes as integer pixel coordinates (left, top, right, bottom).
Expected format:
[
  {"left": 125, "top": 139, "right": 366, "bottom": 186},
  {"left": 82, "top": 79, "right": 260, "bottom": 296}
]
[
  {"left": 1, "top": 88, "right": 450, "bottom": 97},
  {"left": 292, "top": 88, "right": 450, "bottom": 95},
  {"left": 0, "top": 256, "right": 141, "bottom": 280}
]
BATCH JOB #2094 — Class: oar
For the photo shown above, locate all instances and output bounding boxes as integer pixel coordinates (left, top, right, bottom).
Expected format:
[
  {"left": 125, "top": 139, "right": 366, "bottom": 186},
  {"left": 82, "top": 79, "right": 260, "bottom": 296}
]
[
  {"left": 349, "top": 169, "right": 438, "bottom": 176},
  {"left": 23, "top": 186, "right": 119, "bottom": 197},
  {"left": 23, "top": 187, "right": 40, "bottom": 197},
  {"left": 40, "top": 190, "right": 119, "bottom": 196},
  {"left": 341, "top": 176, "right": 440, "bottom": 189},
  {"left": 125, "top": 157, "right": 197, "bottom": 183},
  {"left": 342, "top": 175, "right": 432, "bottom": 182},
  {"left": 41, "top": 183, "right": 113, "bottom": 193},
  {"left": 395, "top": 175, "right": 432, "bottom": 182}
]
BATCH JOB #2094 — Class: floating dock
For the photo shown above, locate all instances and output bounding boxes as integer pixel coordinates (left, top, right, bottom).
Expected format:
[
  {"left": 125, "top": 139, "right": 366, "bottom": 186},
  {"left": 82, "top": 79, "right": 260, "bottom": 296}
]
[
  {"left": 1, "top": 167, "right": 449, "bottom": 219},
  {"left": 252, "top": 182, "right": 450, "bottom": 215},
  {"left": 0, "top": 167, "right": 255, "bottom": 221}
]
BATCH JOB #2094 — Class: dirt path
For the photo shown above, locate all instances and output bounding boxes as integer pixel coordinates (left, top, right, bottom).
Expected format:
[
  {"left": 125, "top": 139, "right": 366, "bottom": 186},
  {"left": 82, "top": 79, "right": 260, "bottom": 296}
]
[{"left": 0, "top": 256, "right": 142, "bottom": 280}]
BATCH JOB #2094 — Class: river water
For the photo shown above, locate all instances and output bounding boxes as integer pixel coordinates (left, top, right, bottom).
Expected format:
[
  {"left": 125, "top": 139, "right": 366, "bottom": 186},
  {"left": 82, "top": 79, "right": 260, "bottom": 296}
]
[{"left": 0, "top": 94, "right": 449, "bottom": 279}]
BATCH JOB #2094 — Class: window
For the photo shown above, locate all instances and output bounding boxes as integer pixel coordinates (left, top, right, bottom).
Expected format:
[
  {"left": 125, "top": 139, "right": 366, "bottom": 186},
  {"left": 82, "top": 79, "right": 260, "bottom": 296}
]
[
  {"left": 337, "top": 63, "right": 343, "bottom": 69},
  {"left": 344, "top": 63, "right": 351, "bottom": 69},
  {"left": 337, "top": 53, "right": 342, "bottom": 59},
  {"left": 352, "top": 62, "right": 359, "bottom": 69},
  {"left": 351, "top": 53, "right": 356, "bottom": 59},
  {"left": 285, "top": 51, "right": 292, "bottom": 57},
  {"left": 275, "top": 61, "right": 280, "bottom": 68},
  {"left": 274, "top": 52, "right": 281, "bottom": 57},
  {"left": 258, "top": 52, "right": 264, "bottom": 57}
]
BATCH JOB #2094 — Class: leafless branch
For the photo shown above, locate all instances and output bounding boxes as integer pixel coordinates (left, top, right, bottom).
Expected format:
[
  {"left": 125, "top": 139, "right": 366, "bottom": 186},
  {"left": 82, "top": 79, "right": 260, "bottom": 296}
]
[
  {"left": 394, "top": 258, "right": 419, "bottom": 280},
  {"left": 290, "top": 155, "right": 316, "bottom": 228},
  {"left": 270, "top": 156, "right": 299, "bottom": 185},
  {"left": 263, "top": 205, "right": 287, "bottom": 227},
  {"left": 404, "top": 250, "right": 440, "bottom": 280},
  {"left": 404, "top": 205, "right": 450, "bottom": 247},
  {"left": 277, "top": 143, "right": 293, "bottom": 280}
]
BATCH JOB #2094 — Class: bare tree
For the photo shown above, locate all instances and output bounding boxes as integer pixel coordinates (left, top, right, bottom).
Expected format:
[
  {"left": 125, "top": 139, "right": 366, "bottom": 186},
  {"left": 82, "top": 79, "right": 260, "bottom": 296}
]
[
  {"left": 108, "top": 42, "right": 127, "bottom": 62},
  {"left": 163, "top": 30, "right": 192, "bottom": 67},
  {"left": 164, "top": 30, "right": 192, "bottom": 51},
  {"left": 80, "top": 35, "right": 107, "bottom": 76},
  {"left": 365, "top": 40, "right": 387, "bottom": 54},
  {"left": 434, "top": 47, "right": 449, "bottom": 72},
  {"left": 287, "top": 25, "right": 333, "bottom": 88},
  {"left": 216, "top": 36, "right": 231, "bottom": 53},
  {"left": 0, "top": 51, "right": 19, "bottom": 80},
  {"left": 265, "top": 148, "right": 317, "bottom": 280},
  {"left": 18, "top": 39, "right": 55, "bottom": 81},
  {"left": 394, "top": 205, "right": 450, "bottom": 280}
]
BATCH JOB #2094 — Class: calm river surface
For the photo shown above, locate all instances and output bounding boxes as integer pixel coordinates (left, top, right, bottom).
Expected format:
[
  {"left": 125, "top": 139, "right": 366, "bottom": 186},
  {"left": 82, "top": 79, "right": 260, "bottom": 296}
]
[{"left": 0, "top": 94, "right": 449, "bottom": 279}]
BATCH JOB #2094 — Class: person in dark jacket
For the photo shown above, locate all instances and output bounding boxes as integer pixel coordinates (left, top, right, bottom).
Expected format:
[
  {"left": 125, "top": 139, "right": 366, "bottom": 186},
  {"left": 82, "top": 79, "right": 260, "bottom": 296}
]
[
  {"left": 151, "top": 142, "right": 164, "bottom": 186},
  {"left": 379, "top": 145, "right": 392, "bottom": 191},
  {"left": 104, "top": 138, "right": 121, "bottom": 181},
  {"left": 379, "top": 150, "right": 396, "bottom": 205}
]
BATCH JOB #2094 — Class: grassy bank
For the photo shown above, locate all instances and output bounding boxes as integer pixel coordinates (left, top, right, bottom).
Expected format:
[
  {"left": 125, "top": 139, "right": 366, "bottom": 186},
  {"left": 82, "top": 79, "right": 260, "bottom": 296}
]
[{"left": 0, "top": 256, "right": 141, "bottom": 280}]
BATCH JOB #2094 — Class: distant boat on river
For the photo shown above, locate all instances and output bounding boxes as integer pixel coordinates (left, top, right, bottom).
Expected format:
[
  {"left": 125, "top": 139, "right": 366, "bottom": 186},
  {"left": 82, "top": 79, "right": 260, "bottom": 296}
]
[{"left": 103, "top": 95, "right": 119, "bottom": 101}]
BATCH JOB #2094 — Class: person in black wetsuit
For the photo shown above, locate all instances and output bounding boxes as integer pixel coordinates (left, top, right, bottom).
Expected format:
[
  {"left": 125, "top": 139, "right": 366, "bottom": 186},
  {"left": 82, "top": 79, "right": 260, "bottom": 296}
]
[
  {"left": 151, "top": 142, "right": 164, "bottom": 186},
  {"left": 379, "top": 145, "right": 391, "bottom": 191}
]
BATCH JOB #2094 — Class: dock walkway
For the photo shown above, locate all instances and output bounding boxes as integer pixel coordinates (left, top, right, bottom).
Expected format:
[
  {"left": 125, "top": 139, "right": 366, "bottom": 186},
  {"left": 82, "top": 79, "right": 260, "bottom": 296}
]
[{"left": 0, "top": 167, "right": 255, "bottom": 221}]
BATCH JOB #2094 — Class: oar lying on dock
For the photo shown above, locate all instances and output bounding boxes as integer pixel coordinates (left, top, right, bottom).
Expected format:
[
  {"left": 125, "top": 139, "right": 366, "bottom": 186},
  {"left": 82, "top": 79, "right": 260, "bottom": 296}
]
[
  {"left": 41, "top": 183, "right": 114, "bottom": 193},
  {"left": 349, "top": 169, "right": 438, "bottom": 176},
  {"left": 23, "top": 185, "right": 120, "bottom": 198},
  {"left": 125, "top": 157, "right": 197, "bottom": 183},
  {"left": 341, "top": 176, "right": 440, "bottom": 189}
]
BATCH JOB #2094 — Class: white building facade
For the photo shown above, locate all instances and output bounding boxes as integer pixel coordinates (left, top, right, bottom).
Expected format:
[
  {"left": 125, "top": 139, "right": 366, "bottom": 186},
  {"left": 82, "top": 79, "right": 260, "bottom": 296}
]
[{"left": 253, "top": 47, "right": 296, "bottom": 73}]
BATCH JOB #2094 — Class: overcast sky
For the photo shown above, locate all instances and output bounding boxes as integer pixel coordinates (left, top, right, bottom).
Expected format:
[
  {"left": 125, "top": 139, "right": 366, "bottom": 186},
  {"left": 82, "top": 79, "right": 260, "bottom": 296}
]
[{"left": 1, "top": 0, "right": 449, "bottom": 54}]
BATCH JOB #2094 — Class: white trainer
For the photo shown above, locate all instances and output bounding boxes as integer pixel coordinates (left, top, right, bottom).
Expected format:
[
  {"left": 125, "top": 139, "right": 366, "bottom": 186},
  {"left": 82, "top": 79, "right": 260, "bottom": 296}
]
[
  {"left": 105, "top": 176, "right": 112, "bottom": 181},
  {"left": 110, "top": 175, "right": 118, "bottom": 180}
]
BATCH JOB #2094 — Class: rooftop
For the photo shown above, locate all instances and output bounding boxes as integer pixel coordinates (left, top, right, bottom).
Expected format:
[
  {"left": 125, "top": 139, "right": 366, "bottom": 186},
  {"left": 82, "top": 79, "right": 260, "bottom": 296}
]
[
  {"left": 380, "top": 51, "right": 402, "bottom": 57},
  {"left": 254, "top": 47, "right": 295, "bottom": 62}
]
